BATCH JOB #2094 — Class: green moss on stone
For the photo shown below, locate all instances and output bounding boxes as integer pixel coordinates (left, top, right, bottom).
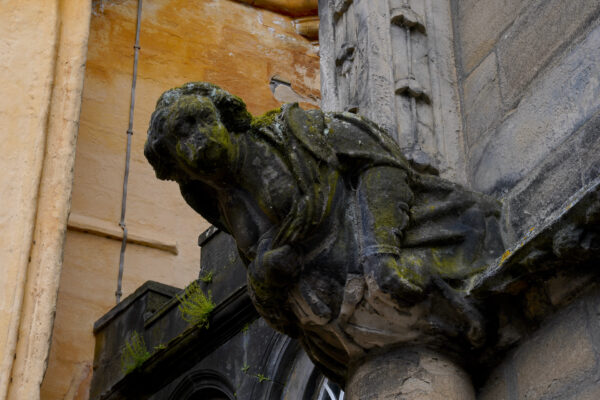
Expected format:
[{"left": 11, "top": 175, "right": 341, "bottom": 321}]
[{"left": 251, "top": 108, "right": 281, "bottom": 130}]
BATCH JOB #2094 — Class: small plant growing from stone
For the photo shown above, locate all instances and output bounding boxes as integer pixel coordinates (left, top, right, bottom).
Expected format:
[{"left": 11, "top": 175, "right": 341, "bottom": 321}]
[
  {"left": 241, "top": 322, "right": 250, "bottom": 334},
  {"left": 121, "top": 331, "right": 151, "bottom": 375},
  {"left": 256, "top": 373, "right": 270, "bottom": 383},
  {"left": 199, "top": 271, "right": 214, "bottom": 284},
  {"left": 241, "top": 364, "right": 250, "bottom": 373},
  {"left": 177, "top": 281, "right": 215, "bottom": 329}
]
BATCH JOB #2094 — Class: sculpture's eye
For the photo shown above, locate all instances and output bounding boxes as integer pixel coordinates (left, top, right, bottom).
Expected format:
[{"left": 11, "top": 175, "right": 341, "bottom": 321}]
[
  {"left": 196, "top": 104, "right": 218, "bottom": 126},
  {"left": 173, "top": 115, "right": 196, "bottom": 138}
]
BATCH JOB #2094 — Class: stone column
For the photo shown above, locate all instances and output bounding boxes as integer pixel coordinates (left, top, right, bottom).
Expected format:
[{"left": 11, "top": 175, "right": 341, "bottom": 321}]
[
  {"left": 0, "top": 1, "right": 92, "bottom": 399},
  {"left": 318, "top": 0, "right": 466, "bottom": 182},
  {"left": 345, "top": 347, "right": 475, "bottom": 400}
]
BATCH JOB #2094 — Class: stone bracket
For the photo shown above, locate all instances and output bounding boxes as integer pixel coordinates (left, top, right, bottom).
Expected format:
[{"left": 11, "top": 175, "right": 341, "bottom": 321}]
[
  {"left": 395, "top": 76, "right": 431, "bottom": 103},
  {"left": 390, "top": 5, "right": 426, "bottom": 34},
  {"left": 335, "top": 42, "right": 355, "bottom": 66},
  {"left": 334, "top": 0, "right": 354, "bottom": 19}
]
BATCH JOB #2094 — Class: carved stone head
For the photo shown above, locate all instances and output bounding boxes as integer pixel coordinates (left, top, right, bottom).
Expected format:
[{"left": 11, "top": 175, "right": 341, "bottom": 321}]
[{"left": 145, "top": 82, "right": 251, "bottom": 182}]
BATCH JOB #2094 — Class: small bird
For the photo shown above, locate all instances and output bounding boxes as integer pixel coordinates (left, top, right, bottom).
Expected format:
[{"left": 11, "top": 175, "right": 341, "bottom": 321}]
[{"left": 269, "top": 75, "right": 319, "bottom": 106}]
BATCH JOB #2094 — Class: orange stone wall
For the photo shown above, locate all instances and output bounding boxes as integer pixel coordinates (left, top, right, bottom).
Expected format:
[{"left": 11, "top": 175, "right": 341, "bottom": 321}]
[{"left": 40, "top": 1, "right": 319, "bottom": 398}]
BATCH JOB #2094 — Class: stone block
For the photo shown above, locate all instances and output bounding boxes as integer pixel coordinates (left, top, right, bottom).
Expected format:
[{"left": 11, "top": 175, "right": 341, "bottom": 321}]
[
  {"left": 462, "top": 52, "right": 502, "bottom": 147},
  {"left": 494, "top": 109, "right": 600, "bottom": 243},
  {"left": 470, "top": 23, "right": 600, "bottom": 196},
  {"left": 585, "top": 289, "right": 600, "bottom": 360},
  {"left": 346, "top": 348, "right": 475, "bottom": 400},
  {"left": 497, "top": 0, "right": 600, "bottom": 107},
  {"left": 573, "top": 382, "right": 600, "bottom": 400},
  {"left": 513, "top": 303, "right": 596, "bottom": 399},
  {"left": 579, "top": 111, "right": 600, "bottom": 186},
  {"left": 457, "top": 0, "right": 526, "bottom": 73},
  {"left": 504, "top": 133, "right": 583, "bottom": 242}
]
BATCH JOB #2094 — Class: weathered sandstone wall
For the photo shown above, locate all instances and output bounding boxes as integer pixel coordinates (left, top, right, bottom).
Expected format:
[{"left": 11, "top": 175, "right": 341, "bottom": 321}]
[{"left": 0, "top": 1, "right": 91, "bottom": 399}]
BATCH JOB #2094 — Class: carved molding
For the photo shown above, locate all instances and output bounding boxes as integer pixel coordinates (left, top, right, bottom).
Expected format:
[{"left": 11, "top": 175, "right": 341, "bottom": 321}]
[
  {"left": 395, "top": 76, "right": 430, "bottom": 103},
  {"left": 293, "top": 16, "right": 320, "bottom": 40},
  {"left": 390, "top": 4, "right": 426, "bottom": 33},
  {"left": 234, "top": 0, "right": 318, "bottom": 17},
  {"left": 68, "top": 212, "right": 178, "bottom": 254},
  {"left": 333, "top": 0, "right": 353, "bottom": 19},
  {"left": 319, "top": 0, "right": 466, "bottom": 182}
]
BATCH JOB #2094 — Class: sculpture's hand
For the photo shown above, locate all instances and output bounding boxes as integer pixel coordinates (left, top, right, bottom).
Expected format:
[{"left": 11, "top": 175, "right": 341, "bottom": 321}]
[
  {"left": 273, "top": 195, "right": 311, "bottom": 247},
  {"left": 249, "top": 235, "right": 299, "bottom": 289}
]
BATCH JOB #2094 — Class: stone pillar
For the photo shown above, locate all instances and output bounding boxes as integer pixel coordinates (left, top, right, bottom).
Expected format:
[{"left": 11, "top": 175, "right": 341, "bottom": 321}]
[
  {"left": 346, "top": 348, "right": 475, "bottom": 400},
  {"left": 0, "top": 1, "right": 91, "bottom": 399},
  {"left": 318, "top": 0, "right": 466, "bottom": 182}
]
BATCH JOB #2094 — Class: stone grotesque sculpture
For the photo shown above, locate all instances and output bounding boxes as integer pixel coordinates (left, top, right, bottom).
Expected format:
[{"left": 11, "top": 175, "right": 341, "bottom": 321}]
[{"left": 145, "top": 82, "right": 504, "bottom": 384}]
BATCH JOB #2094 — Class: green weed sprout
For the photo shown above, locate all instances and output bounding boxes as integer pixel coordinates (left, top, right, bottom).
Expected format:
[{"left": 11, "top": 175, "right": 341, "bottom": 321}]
[
  {"left": 256, "top": 373, "right": 271, "bottom": 383},
  {"left": 241, "top": 323, "right": 250, "bottom": 334},
  {"left": 177, "top": 281, "right": 215, "bottom": 329},
  {"left": 199, "top": 271, "right": 214, "bottom": 283},
  {"left": 241, "top": 364, "right": 250, "bottom": 373},
  {"left": 121, "top": 331, "right": 151, "bottom": 375}
]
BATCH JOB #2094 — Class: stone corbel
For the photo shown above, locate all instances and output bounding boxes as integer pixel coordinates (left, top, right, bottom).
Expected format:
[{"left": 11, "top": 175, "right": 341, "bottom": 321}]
[
  {"left": 335, "top": 42, "right": 355, "bottom": 75},
  {"left": 390, "top": 4, "right": 426, "bottom": 34},
  {"left": 293, "top": 15, "right": 319, "bottom": 40},
  {"left": 395, "top": 76, "right": 431, "bottom": 103},
  {"left": 333, "top": 0, "right": 353, "bottom": 20}
]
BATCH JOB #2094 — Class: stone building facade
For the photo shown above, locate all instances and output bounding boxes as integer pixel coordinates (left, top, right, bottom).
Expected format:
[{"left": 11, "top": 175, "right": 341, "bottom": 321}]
[
  {"left": 1, "top": 0, "right": 599, "bottom": 399},
  {"left": 320, "top": 1, "right": 600, "bottom": 397}
]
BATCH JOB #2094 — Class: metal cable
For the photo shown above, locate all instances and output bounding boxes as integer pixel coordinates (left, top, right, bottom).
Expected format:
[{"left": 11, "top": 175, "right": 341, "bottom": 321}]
[{"left": 116, "top": 0, "right": 143, "bottom": 304}]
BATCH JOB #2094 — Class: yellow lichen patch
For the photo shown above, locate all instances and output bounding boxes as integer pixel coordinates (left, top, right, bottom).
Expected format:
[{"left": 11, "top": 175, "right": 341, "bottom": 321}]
[
  {"left": 393, "top": 254, "right": 425, "bottom": 285},
  {"left": 429, "top": 248, "right": 474, "bottom": 279},
  {"left": 500, "top": 249, "right": 511, "bottom": 263}
]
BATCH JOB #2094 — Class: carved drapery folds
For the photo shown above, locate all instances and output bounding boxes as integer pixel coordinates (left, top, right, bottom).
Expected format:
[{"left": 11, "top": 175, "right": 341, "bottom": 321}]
[{"left": 319, "top": 0, "right": 465, "bottom": 181}]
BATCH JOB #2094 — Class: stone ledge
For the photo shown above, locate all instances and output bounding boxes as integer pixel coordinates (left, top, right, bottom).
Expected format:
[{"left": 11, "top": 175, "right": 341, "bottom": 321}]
[
  {"left": 234, "top": 0, "right": 318, "bottom": 17},
  {"left": 93, "top": 285, "right": 259, "bottom": 400},
  {"left": 469, "top": 175, "right": 600, "bottom": 295},
  {"left": 293, "top": 15, "right": 319, "bottom": 40},
  {"left": 68, "top": 212, "right": 178, "bottom": 255},
  {"left": 93, "top": 281, "right": 180, "bottom": 334}
]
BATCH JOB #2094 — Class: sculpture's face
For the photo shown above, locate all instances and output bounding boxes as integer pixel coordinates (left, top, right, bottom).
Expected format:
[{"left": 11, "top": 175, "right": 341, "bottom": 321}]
[{"left": 145, "top": 93, "right": 233, "bottom": 182}]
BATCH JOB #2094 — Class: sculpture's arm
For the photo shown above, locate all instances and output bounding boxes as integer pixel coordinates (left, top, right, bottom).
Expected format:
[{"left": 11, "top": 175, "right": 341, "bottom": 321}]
[
  {"left": 250, "top": 230, "right": 300, "bottom": 287},
  {"left": 246, "top": 234, "right": 301, "bottom": 337}
]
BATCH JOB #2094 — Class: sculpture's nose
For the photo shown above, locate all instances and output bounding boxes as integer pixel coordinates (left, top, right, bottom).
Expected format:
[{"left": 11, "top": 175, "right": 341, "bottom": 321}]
[
  {"left": 144, "top": 136, "right": 167, "bottom": 179},
  {"left": 145, "top": 108, "right": 178, "bottom": 180}
]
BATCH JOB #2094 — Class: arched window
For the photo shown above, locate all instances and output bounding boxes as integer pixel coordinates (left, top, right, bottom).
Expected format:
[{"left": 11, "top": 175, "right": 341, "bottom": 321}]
[
  {"left": 188, "top": 387, "right": 230, "bottom": 400},
  {"left": 168, "top": 370, "right": 235, "bottom": 400},
  {"left": 316, "top": 377, "right": 344, "bottom": 400}
]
